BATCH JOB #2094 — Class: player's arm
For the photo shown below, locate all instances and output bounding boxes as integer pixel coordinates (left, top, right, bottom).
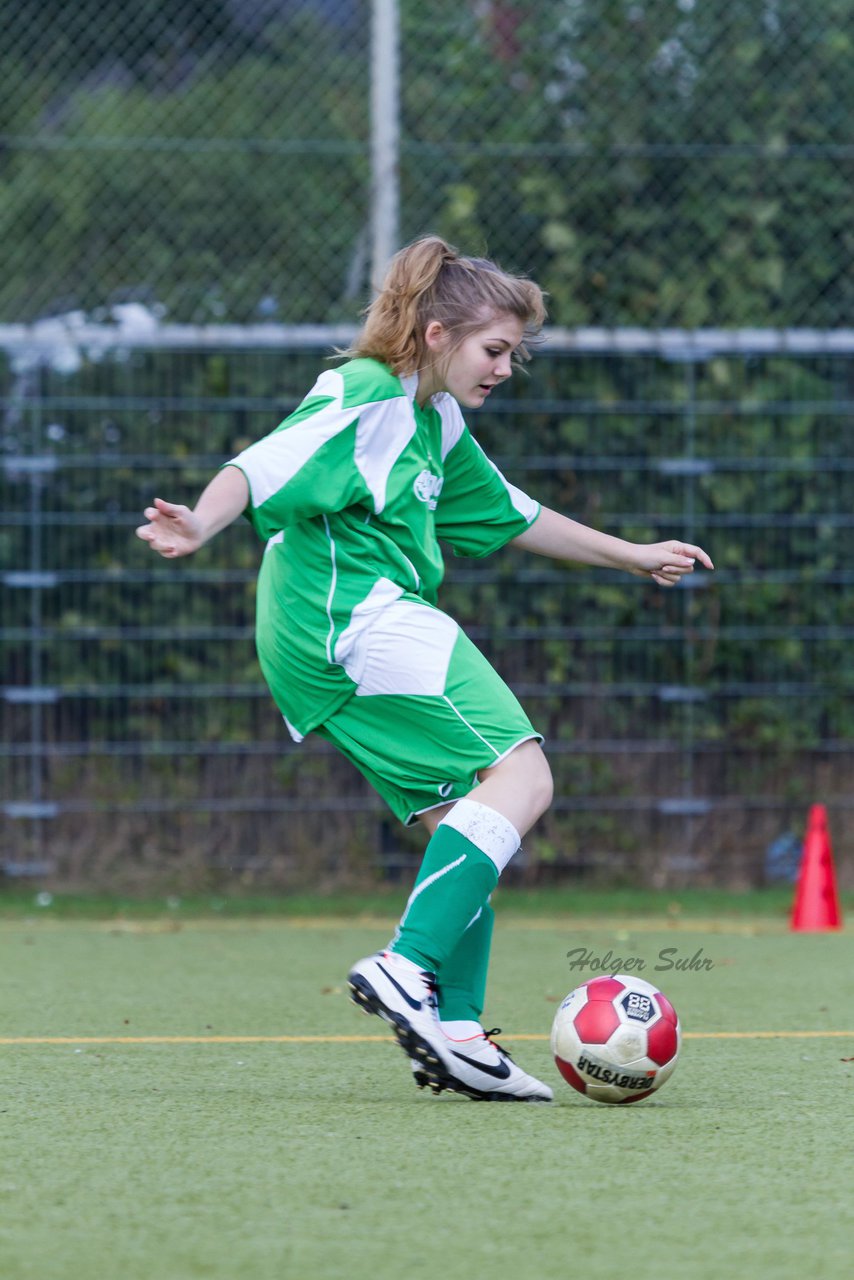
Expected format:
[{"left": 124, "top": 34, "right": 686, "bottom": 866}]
[
  {"left": 135, "top": 464, "right": 249, "bottom": 559},
  {"left": 510, "top": 505, "right": 713, "bottom": 587}
]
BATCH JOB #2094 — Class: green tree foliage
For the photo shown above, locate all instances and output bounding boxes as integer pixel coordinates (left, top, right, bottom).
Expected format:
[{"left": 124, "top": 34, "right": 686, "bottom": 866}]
[
  {"left": 4, "top": 341, "right": 851, "bottom": 883},
  {"left": 0, "top": 1, "right": 368, "bottom": 322},
  {"left": 0, "top": 1, "right": 852, "bottom": 325},
  {"left": 404, "top": 0, "right": 854, "bottom": 327}
]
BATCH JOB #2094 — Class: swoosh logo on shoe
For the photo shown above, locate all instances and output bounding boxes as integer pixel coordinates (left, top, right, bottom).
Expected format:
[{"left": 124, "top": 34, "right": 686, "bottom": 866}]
[
  {"left": 449, "top": 1049, "right": 512, "bottom": 1080},
  {"left": 377, "top": 963, "right": 424, "bottom": 1011}
]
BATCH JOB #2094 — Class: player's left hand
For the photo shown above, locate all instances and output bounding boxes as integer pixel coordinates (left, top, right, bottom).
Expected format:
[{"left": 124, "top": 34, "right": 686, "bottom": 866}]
[{"left": 630, "top": 541, "right": 714, "bottom": 587}]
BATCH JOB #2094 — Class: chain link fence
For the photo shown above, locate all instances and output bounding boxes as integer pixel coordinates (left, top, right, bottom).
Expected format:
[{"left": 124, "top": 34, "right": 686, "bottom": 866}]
[
  {"left": 2, "top": 1, "right": 853, "bottom": 328},
  {"left": 3, "top": 328, "right": 854, "bottom": 889},
  {"left": 3, "top": 1, "right": 854, "bottom": 890}
]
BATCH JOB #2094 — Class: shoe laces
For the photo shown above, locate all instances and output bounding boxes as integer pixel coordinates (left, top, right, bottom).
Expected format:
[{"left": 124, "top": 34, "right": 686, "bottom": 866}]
[
  {"left": 422, "top": 970, "right": 439, "bottom": 1008},
  {"left": 482, "top": 1027, "right": 514, "bottom": 1060}
]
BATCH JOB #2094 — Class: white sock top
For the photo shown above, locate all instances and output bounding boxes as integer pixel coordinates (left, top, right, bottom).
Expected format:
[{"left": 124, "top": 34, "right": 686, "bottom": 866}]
[{"left": 438, "top": 798, "right": 521, "bottom": 873}]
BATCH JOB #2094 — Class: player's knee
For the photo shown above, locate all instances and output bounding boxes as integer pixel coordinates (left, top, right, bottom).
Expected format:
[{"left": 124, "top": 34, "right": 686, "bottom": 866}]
[
  {"left": 527, "top": 744, "right": 554, "bottom": 820},
  {"left": 478, "top": 739, "right": 554, "bottom": 833},
  {"left": 504, "top": 739, "right": 553, "bottom": 822}
]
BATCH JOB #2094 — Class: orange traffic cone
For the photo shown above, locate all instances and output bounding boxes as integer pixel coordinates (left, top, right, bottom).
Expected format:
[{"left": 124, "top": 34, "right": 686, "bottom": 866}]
[{"left": 789, "top": 804, "right": 843, "bottom": 932}]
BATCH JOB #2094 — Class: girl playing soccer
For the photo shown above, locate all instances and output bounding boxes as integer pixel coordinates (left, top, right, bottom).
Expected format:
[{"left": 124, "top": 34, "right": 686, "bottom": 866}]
[{"left": 137, "top": 235, "right": 713, "bottom": 1101}]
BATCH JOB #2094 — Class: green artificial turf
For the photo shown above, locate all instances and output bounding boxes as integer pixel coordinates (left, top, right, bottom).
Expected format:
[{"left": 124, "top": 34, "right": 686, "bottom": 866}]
[
  {"left": 2, "top": 911, "right": 852, "bottom": 1280},
  {"left": 2, "top": 882, "right": 844, "bottom": 922}
]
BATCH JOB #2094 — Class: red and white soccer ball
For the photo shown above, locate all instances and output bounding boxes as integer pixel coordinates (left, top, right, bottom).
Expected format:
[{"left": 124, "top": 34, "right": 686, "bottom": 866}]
[{"left": 551, "top": 974, "right": 681, "bottom": 1104}]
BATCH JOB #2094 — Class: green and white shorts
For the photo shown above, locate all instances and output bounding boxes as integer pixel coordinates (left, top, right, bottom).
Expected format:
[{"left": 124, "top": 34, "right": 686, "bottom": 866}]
[{"left": 313, "top": 597, "right": 541, "bottom": 826}]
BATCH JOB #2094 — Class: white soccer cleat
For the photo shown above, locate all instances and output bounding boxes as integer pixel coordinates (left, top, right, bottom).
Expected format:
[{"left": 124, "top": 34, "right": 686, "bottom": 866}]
[
  {"left": 438, "top": 1026, "right": 553, "bottom": 1102},
  {"left": 348, "top": 951, "right": 452, "bottom": 1085},
  {"left": 348, "top": 952, "right": 552, "bottom": 1101},
  {"left": 410, "top": 1058, "right": 448, "bottom": 1094}
]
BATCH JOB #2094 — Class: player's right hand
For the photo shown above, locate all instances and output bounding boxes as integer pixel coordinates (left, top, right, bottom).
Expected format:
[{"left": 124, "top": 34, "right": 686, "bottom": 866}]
[{"left": 135, "top": 497, "right": 205, "bottom": 558}]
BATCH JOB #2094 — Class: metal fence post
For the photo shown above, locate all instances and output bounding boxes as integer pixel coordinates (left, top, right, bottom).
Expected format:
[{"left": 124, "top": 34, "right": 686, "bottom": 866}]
[{"left": 370, "top": 0, "right": 400, "bottom": 293}]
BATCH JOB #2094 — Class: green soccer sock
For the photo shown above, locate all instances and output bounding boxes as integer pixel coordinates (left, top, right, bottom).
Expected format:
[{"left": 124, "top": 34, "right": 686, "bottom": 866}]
[
  {"left": 436, "top": 899, "right": 495, "bottom": 1022},
  {"left": 389, "top": 823, "right": 499, "bottom": 975}
]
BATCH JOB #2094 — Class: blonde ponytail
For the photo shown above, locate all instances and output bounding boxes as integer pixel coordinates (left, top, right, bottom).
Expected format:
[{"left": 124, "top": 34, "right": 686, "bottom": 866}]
[{"left": 347, "top": 235, "right": 546, "bottom": 376}]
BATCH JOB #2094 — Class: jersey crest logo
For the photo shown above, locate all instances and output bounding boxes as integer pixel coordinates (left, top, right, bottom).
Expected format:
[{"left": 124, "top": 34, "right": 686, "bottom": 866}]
[{"left": 413, "top": 469, "right": 443, "bottom": 510}]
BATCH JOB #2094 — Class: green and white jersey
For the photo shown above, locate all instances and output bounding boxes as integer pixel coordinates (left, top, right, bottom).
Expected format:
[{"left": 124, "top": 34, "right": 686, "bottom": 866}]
[{"left": 227, "top": 357, "right": 540, "bottom": 739}]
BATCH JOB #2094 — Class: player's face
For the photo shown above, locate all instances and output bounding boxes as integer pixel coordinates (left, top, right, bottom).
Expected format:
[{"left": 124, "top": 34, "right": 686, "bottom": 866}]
[{"left": 423, "top": 314, "right": 525, "bottom": 408}]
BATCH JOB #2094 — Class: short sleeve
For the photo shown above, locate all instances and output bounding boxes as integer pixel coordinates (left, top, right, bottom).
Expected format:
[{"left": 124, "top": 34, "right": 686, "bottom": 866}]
[
  {"left": 226, "top": 370, "right": 367, "bottom": 540},
  {"left": 434, "top": 422, "right": 540, "bottom": 558}
]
